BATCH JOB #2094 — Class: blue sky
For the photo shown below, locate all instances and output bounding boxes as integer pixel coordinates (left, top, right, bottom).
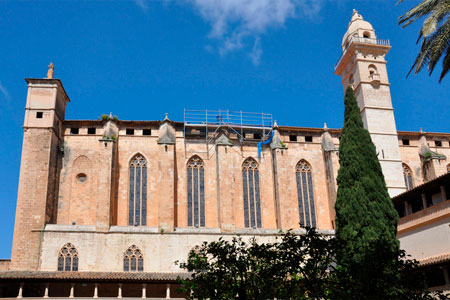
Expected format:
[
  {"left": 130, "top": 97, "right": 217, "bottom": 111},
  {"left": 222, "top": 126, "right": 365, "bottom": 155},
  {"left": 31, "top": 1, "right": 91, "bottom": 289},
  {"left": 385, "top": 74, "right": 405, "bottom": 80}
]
[{"left": 0, "top": 0, "right": 449, "bottom": 258}]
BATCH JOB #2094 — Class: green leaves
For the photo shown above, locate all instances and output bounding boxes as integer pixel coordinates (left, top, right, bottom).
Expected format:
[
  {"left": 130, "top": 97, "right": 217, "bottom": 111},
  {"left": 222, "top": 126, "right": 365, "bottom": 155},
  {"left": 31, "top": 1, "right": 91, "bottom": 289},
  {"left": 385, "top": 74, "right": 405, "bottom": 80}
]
[
  {"left": 177, "top": 228, "right": 335, "bottom": 300},
  {"left": 335, "top": 87, "right": 401, "bottom": 299},
  {"left": 177, "top": 227, "right": 448, "bottom": 299},
  {"left": 398, "top": 0, "right": 450, "bottom": 82}
]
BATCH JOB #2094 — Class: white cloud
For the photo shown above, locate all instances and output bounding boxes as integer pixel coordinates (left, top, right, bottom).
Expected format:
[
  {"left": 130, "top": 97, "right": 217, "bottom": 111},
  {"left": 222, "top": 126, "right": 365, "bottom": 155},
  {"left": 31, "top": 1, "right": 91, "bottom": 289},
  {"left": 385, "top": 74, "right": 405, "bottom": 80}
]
[
  {"left": 187, "top": 0, "right": 322, "bottom": 64},
  {"left": 134, "top": 0, "right": 323, "bottom": 64},
  {"left": 249, "top": 37, "right": 262, "bottom": 66},
  {"left": 134, "top": 0, "right": 149, "bottom": 12},
  {"left": 0, "top": 81, "right": 10, "bottom": 102}
]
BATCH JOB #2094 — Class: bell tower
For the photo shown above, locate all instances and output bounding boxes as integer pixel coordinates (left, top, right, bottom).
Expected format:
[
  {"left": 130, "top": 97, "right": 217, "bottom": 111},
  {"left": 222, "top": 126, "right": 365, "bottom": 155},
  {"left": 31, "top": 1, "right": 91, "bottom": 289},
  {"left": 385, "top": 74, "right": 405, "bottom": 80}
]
[
  {"left": 335, "top": 10, "right": 406, "bottom": 196},
  {"left": 10, "top": 64, "right": 70, "bottom": 270}
]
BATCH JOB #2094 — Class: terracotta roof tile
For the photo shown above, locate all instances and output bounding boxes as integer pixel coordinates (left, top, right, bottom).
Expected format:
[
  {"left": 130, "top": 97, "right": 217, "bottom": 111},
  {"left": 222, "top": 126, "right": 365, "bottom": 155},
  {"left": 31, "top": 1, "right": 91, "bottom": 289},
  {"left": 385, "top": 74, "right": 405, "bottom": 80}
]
[
  {"left": 0, "top": 271, "right": 190, "bottom": 282},
  {"left": 419, "top": 252, "right": 450, "bottom": 267}
]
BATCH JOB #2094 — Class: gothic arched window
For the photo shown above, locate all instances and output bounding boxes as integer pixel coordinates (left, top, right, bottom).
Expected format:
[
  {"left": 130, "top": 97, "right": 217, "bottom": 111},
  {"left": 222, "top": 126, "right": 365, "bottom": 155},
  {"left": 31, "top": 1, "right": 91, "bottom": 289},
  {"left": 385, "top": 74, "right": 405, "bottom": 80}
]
[
  {"left": 242, "top": 158, "right": 262, "bottom": 228},
  {"left": 296, "top": 160, "right": 316, "bottom": 228},
  {"left": 403, "top": 163, "right": 414, "bottom": 191},
  {"left": 129, "top": 154, "right": 147, "bottom": 226},
  {"left": 57, "top": 243, "right": 79, "bottom": 271},
  {"left": 187, "top": 156, "right": 205, "bottom": 227},
  {"left": 123, "top": 245, "right": 144, "bottom": 272}
]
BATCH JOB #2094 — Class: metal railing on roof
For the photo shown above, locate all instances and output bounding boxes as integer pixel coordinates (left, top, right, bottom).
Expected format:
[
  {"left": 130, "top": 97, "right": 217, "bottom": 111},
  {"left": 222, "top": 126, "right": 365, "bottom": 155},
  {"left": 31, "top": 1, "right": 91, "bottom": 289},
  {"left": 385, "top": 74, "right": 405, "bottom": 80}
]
[
  {"left": 184, "top": 109, "right": 273, "bottom": 130},
  {"left": 183, "top": 109, "right": 273, "bottom": 158},
  {"left": 334, "top": 36, "right": 390, "bottom": 70}
]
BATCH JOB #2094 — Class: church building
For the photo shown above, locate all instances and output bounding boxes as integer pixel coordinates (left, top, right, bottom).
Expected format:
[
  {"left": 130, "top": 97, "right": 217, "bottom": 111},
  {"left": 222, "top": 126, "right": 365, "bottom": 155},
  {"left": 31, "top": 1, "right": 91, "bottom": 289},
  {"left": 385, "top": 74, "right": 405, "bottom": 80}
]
[{"left": 0, "top": 10, "right": 449, "bottom": 298}]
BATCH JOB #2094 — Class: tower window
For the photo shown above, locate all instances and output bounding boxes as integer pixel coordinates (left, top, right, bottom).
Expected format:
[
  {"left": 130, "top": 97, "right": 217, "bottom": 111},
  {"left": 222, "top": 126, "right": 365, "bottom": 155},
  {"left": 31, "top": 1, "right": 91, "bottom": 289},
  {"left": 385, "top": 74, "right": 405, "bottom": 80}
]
[
  {"left": 289, "top": 135, "right": 297, "bottom": 142},
  {"left": 305, "top": 136, "right": 313, "bottom": 143},
  {"left": 36, "top": 112, "right": 43, "bottom": 119},
  {"left": 187, "top": 156, "right": 205, "bottom": 227},
  {"left": 142, "top": 129, "right": 151, "bottom": 136},
  {"left": 87, "top": 128, "right": 96, "bottom": 135},
  {"left": 70, "top": 128, "right": 79, "bottom": 135},
  {"left": 435, "top": 140, "right": 442, "bottom": 147},
  {"left": 402, "top": 139, "right": 410, "bottom": 146},
  {"left": 296, "top": 160, "right": 316, "bottom": 228},
  {"left": 126, "top": 128, "right": 135, "bottom": 135},
  {"left": 363, "top": 31, "right": 370, "bottom": 38},
  {"left": 242, "top": 158, "right": 262, "bottom": 229}
]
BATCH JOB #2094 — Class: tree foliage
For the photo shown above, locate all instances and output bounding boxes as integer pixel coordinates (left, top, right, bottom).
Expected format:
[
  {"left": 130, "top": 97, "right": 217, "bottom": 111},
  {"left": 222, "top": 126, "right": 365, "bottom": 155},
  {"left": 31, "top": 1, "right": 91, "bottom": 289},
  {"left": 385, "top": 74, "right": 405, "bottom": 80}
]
[
  {"left": 177, "top": 228, "right": 448, "bottom": 299},
  {"left": 334, "top": 86, "right": 401, "bottom": 298},
  {"left": 177, "top": 228, "right": 335, "bottom": 300},
  {"left": 398, "top": 0, "right": 450, "bottom": 82}
]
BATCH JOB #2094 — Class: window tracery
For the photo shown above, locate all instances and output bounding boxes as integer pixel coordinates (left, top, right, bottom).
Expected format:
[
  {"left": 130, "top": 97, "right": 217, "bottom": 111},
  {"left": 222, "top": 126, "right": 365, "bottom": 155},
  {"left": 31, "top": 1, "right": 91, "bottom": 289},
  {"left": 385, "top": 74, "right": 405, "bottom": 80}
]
[
  {"left": 187, "top": 156, "right": 205, "bottom": 227},
  {"left": 57, "top": 243, "right": 79, "bottom": 271},
  {"left": 296, "top": 160, "right": 316, "bottom": 228},
  {"left": 129, "top": 154, "right": 147, "bottom": 226},
  {"left": 242, "top": 158, "right": 262, "bottom": 228},
  {"left": 403, "top": 163, "right": 414, "bottom": 191},
  {"left": 123, "top": 245, "right": 144, "bottom": 272}
]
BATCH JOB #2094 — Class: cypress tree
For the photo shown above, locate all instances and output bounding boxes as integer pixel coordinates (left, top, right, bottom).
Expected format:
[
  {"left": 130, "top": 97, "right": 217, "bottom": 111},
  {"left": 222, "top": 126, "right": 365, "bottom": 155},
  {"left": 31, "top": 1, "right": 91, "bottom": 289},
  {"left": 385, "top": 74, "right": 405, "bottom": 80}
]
[{"left": 335, "top": 86, "right": 400, "bottom": 298}]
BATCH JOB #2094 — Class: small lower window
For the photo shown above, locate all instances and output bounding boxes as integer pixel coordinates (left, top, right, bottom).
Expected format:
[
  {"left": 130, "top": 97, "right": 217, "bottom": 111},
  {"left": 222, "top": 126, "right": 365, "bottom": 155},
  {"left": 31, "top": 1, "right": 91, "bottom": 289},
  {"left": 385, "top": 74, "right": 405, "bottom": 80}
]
[
  {"left": 402, "top": 139, "right": 410, "bottom": 146},
  {"left": 126, "top": 128, "right": 135, "bottom": 135},
  {"left": 305, "top": 136, "right": 313, "bottom": 142},
  {"left": 289, "top": 135, "right": 297, "bottom": 142},
  {"left": 143, "top": 129, "right": 151, "bottom": 136},
  {"left": 124, "top": 245, "right": 144, "bottom": 272},
  {"left": 70, "top": 128, "right": 79, "bottom": 135},
  {"left": 87, "top": 128, "right": 96, "bottom": 135},
  {"left": 36, "top": 112, "right": 43, "bottom": 119},
  {"left": 57, "top": 243, "right": 79, "bottom": 271},
  {"left": 435, "top": 140, "right": 442, "bottom": 147}
]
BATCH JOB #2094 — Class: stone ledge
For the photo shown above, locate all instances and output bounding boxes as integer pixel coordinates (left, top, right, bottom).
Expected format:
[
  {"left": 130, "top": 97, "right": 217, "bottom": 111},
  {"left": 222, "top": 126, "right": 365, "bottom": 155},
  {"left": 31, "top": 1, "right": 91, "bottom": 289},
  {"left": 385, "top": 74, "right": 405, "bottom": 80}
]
[{"left": 40, "top": 224, "right": 335, "bottom": 236}]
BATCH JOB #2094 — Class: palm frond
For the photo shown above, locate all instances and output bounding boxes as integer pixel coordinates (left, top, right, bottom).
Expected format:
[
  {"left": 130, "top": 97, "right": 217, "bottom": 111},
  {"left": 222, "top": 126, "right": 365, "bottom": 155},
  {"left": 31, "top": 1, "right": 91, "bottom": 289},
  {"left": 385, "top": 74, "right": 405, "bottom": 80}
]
[
  {"left": 426, "top": 19, "right": 450, "bottom": 74},
  {"left": 399, "top": 0, "right": 441, "bottom": 27},
  {"left": 399, "top": 0, "right": 450, "bottom": 81}
]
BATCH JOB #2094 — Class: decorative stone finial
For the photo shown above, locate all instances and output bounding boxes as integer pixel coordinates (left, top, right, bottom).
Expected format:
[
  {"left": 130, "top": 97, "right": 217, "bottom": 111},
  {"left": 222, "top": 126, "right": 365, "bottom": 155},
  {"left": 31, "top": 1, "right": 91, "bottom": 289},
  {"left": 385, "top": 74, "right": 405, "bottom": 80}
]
[
  {"left": 47, "top": 62, "right": 54, "bottom": 79},
  {"left": 273, "top": 120, "right": 278, "bottom": 129},
  {"left": 321, "top": 125, "right": 336, "bottom": 152},
  {"left": 158, "top": 113, "right": 175, "bottom": 144},
  {"left": 353, "top": 9, "right": 358, "bottom": 14}
]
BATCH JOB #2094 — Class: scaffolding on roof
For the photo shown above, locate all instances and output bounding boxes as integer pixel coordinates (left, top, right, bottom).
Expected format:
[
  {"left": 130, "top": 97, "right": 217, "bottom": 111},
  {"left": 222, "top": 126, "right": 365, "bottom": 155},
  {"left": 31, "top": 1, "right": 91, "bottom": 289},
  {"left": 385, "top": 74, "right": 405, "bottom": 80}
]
[{"left": 183, "top": 109, "right": 273, "bottom": 158}]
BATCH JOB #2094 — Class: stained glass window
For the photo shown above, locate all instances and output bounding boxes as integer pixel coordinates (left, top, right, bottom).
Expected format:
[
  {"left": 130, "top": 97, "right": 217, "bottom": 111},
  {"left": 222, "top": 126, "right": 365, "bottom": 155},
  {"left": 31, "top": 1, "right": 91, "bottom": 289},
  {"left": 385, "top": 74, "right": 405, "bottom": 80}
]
[
  {"left": 129, "top": 155, "right": 147, "bottom": 226},
  {"left": 242, "top": 158, "right": 262, "bottom": 228},
  {"left": 296, "top": 160, "right": 316, "bottom": 228},
  {"left": 187, "top": 156, "right": 205, "bottom": 227},
  {"left": 447, "top": 164, "right": 450, "bottom": 174},
  {"left": 403, "top": 163, "right": 414, "bottom": 191},
  {"left": 123, "top": 245, "right": 144, "bottom": 272},
  {"left": 57, "top": 243, "right": 79, "bottom": 271}
]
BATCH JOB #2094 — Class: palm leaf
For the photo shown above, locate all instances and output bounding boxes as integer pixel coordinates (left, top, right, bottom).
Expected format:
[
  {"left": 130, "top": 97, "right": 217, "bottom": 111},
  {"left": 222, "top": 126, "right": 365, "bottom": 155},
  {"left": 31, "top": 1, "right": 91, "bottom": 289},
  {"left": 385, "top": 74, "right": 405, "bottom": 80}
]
[{"left": 399, "top": 0, "right": 450, "bottom": 81}]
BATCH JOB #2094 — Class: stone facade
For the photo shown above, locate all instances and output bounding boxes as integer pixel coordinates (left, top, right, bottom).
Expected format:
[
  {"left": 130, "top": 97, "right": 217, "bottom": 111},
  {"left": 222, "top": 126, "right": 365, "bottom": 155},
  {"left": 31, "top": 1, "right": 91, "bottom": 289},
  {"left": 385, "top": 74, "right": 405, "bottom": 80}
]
[{"left": 6, "top": 11, "right": 450, "bottom": 278}]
